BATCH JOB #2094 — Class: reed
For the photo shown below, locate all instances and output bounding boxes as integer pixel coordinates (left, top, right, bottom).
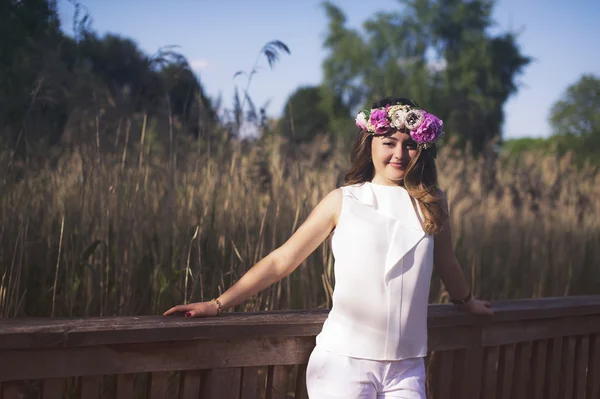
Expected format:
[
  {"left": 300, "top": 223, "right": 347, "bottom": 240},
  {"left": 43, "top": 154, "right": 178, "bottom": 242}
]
[{"left": 1, "top": 134, "right": 598, "bottom": 317}]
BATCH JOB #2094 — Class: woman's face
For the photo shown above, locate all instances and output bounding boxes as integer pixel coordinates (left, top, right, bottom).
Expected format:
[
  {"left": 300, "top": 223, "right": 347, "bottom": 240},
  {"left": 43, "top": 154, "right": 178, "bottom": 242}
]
[{"left": 370, "top": 129, "right": 418, "bottom": 185}]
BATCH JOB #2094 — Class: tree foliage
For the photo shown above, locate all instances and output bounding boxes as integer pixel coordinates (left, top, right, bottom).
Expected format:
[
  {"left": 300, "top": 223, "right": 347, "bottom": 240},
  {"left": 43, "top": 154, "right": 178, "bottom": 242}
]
[
  {"left": 547, "top": 74, "right": 600, "bottom": 164},
  {"left": 0, "top": 0, "right": 218, "bottom": 162},
  {"left": 0, "top": 0, "right": 64, "bottom": 151},
  {"left": 319, "top": 0, "right": 531, "bottom": 153},
  {"left": 280, "top": 86, "right": 331, "bottom": 143},
  {"left": 502, "top": 74, "right": 600, "bottom": 166},
  {"left": 550, "top": 74, "right": 600, "bottom": 138}
]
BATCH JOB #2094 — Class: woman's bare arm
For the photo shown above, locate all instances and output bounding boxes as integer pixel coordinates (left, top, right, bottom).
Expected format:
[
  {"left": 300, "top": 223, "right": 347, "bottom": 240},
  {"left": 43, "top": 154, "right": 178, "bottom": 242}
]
[
  {"left": 433, "top": 192, "right": 493, "bottom": 315},
  {"left": 164, "top": 188, "right": 342, "bottom": 317}
]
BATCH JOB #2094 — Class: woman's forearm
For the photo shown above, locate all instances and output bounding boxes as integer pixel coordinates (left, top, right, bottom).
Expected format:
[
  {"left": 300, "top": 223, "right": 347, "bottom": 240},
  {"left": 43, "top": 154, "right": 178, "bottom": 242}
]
[
  {"left": 216, "top": 252, "right": 285, "bottom": 311},
  {"left": 437, "top": 257, "right": 471, "bottom": 300}
]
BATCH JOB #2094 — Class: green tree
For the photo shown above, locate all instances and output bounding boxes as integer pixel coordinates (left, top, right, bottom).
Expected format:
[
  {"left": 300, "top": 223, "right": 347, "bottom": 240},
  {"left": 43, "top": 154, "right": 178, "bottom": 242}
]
[
  {"left": 280, "top": 86, "right": 331, "bottom": 143},
  {"left": 0, "top": 0, "right": 65, "bottom": 157},
  {"left": 501, "top": 75, "right": 600, "bottom": 166},
  {"left": 160, "top": 62, "right": 217, "bottom": 139},
  {"left": 547, "top": 74, "right": 600, "bottom": 163},
  {"left": 0, "top": 0, "right": 219, "bottom": 156},
  {"left": 550, "top": 74, "right": 600, "bottom": 138},
  {"left": 320, "top": 0, "right": 530, "bottom": 153}
]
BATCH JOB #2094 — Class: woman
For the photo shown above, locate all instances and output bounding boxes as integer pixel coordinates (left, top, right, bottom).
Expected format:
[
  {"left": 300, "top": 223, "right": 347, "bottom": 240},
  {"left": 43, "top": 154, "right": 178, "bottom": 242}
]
[{"left": 164, "top": 97, "right": 493, "bottom": 398}]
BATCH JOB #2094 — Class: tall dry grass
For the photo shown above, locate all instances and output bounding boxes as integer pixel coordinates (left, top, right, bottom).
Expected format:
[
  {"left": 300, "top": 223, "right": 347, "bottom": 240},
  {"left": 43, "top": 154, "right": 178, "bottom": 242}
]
[{"left": 1, "top": 135, "right": 599, "bottom": 317}]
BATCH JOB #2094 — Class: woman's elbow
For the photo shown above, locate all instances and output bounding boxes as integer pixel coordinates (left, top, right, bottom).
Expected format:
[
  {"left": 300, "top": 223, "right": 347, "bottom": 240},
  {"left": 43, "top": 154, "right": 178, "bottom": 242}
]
[{"left": 269, "top": 250, "right": 297, "bottom": 280}]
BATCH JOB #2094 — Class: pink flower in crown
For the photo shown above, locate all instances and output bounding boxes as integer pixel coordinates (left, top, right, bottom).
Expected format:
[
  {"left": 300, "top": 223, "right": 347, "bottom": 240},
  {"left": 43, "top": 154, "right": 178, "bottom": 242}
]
[
  {"left": 410, "top": 111, "right": 444, "bottom": 144},
  {"left": 355, "top": 111, "right": 368, "bottom": 130},
  {"left": 369, "top": 109, "right": 391, "bottom": 134}
]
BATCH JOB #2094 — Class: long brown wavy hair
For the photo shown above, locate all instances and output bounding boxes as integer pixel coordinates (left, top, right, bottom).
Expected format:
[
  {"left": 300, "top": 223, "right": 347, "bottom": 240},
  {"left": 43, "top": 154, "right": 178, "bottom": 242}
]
[{"left": 344, "top": 97, "right": 447, "bottom": 235}]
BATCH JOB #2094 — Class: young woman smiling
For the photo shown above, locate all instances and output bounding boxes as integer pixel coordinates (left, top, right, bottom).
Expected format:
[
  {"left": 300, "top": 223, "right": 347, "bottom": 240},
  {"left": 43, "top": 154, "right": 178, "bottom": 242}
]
[{"left": 164, "top": 96, "right": 493, "bottom": 398}]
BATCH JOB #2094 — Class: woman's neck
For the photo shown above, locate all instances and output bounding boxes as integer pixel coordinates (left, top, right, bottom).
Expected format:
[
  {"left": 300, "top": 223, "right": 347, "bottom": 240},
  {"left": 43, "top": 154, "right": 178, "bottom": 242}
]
[{"left": 370, "top": 176, "right": 405, "bottom": 187}]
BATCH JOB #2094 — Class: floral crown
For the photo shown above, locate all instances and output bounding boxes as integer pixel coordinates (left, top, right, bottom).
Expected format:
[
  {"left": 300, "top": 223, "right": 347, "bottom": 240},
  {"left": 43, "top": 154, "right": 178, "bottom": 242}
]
[{"left": 355, "top": 103, "right": 445, "bottom": 149}]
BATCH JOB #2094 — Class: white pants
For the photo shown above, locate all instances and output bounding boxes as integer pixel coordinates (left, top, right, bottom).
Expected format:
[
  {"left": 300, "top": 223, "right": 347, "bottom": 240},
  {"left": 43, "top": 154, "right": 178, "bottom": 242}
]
[{"left": 306, "top": 345, "right": 426, "bottom": 399}]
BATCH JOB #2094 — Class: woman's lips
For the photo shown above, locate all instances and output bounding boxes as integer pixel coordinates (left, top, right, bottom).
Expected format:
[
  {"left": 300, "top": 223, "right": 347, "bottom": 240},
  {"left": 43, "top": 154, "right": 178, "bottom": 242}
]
[{"left": 388, "top": 162, "right": 406, "bottom": 169}]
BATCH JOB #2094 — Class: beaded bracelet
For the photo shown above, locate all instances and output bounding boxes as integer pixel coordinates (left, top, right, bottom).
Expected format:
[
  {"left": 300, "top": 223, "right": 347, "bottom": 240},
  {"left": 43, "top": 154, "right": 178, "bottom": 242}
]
[
  {"left": 450, "top": 292, "right": 472, "bottom": 305},
  {"left": 212, "top": 298, "right": 223, "bottom": 316}
]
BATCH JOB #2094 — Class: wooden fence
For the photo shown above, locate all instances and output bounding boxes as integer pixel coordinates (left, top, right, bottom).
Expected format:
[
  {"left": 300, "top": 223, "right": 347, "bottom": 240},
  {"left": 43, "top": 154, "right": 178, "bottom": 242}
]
[{"left": 0, "top": 296, "right": 599, "bottom": 398}]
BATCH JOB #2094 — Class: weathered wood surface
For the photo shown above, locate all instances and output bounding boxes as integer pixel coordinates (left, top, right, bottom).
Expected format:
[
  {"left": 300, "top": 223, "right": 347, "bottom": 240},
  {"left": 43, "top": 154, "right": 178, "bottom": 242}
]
[
  {"left": 2, "top": 296, "right": 599, "bottom": 350},
  {"left": 0, "top": 296, "right": 599, "bottom": 399}
]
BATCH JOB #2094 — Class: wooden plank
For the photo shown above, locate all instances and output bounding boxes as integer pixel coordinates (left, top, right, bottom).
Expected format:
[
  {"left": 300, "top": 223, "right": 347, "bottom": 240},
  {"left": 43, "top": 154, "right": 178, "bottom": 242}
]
[
  {"left": 587, "top": 334, "right": 600, "bottom": 399},
  {"left": 115, "top": 373, "right": 134, "bottom": 399},
  {"left": 0, "top": 336, "right": 315, "bottom": 381},
  {"left": 294, "top": 364, "right": 308, "bottom": 399},
  {"left": 531, "top": 340, "right": 547, "bottom": 399},
  {"left": 481, "top": 346, "right": 499, "bottom": 399},
  {"left": 257, "top": 367, "right": 268, "bottom": 399},
  {"left": 0, "top": 311, "right": 330, "bottom": 350},
  {"left": 207, "top": 368, "right": 241, "bottom": 399},
  {"left": 80, "top": 375, "right": 102, "bottom": 399},
  {"left": 179, "top": 370, "right": 203, "bottom": 399},
  {"left": 545, "top": 337, "right": 563, "bottom": 399},
  {"left": 1, "top": 381, "right": 26, "bottom": 399},
  {"left": 559, "top": 336, "right": 576, "bottom": 399},
  {"left": 513, "top": 341, "right": 532, "bottom": 399},
  {"left": 429, "top": 295, "right": 600, "bottom": 327},
  {"left": 42, "top": 378, "right": 65, "bottom": 399},
  {"left": 482, "top": 315, "right": 600, "bottom": 346},
  {"left": 240, "top": 367, "right": 260, "bottom": 399},
  {"left": 428, "top": 325, "right": 482, "bottom": 351},
  {"left": 498, "top": 344, "right": 515, "bottom": 399},
  {"left": 147, "top": 372, "right": 170, "bottom": 399},
  {"left": 449, "top": 349, "right": 465, "bottom": 399},
  {"left": 2, "top": 296, "right": 599, "bottom": 351},
  {"left": 430, "top": 351, "right": 453, "bottom": 398},
  {"left": 266, "top": 365, "right": 289, "bottom": 399},
  {"left": 573, "top": 335, "right": 589, "bottom": 399},
  {"left": 454, "top": 348, "right": 484, "bottom": 399}
]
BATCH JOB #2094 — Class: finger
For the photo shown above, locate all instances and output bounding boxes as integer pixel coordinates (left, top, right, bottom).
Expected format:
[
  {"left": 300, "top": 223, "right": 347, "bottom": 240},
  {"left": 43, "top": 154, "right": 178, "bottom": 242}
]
[
  {"left": 186, "top": 309, "right": 206, "bottom": 318},
  {"left": 162, "top": 307, "right": 178, "bottom": 316},
  {"left": 163, "top": 304, "right": 192, "bottom": 316}
]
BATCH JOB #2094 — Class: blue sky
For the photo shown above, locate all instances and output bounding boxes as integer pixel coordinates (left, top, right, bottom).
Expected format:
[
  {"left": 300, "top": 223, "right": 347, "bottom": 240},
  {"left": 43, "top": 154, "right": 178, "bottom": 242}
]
[{"left": 57, "top": 0, "right": 600, "bottom": 139}]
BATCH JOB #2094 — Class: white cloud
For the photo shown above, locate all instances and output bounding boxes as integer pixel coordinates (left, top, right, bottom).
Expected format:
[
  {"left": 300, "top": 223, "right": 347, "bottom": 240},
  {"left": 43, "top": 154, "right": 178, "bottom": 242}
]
[{"left": 189, "top": 59, "right": 213, "bottom": 71}]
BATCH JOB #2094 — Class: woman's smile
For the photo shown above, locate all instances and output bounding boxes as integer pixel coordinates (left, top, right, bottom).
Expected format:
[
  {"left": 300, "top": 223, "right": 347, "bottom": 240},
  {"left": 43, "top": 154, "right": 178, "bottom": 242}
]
[{"left": 388, "top": 161, "right": 405, "bottom": 169}]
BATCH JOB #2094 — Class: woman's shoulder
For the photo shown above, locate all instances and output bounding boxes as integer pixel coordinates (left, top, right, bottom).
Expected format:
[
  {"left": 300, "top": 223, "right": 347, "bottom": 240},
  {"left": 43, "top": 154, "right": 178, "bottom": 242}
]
[
  {"left": 315, "top": 188, "right": 343, "bottom": 226},
  {"left": 316, "top": 184, "right": 366, "bottom": 225},
  {"left": 340, "top": 182, "right": 368, "bottom": 195},
  {"left": 317, "top": 188, "right": 343, "bottom": 212}
]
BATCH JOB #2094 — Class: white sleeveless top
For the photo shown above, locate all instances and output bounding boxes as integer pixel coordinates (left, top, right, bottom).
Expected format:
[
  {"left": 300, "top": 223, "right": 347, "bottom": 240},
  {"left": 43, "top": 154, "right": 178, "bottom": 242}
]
[{"left": 315, "top": 182, "right": 434, "bottom": 360}]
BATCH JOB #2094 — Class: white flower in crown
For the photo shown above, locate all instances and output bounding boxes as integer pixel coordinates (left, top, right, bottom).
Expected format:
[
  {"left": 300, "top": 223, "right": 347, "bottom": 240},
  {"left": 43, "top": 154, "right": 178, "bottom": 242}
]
[
  {"left": 387, "top": 104, "right": 410, "bottom": 130},
  {"left": 355, "top": 110, "right": 376, "bottom": 132},
  {"left": 366, "top": 120, "right": 375, "bottom": 132},
  {"left": 355, "top": 111, "right": 368, "bottom": 130},
  {"left": 404, "top": 109, "right": 424, "bottom": 130}
]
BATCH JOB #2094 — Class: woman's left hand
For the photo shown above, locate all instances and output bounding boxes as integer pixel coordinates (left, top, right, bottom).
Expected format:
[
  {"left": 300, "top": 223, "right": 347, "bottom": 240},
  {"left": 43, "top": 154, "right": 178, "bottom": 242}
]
[{"left": 461, "top": 298, "right": 494, "bottom": 316}]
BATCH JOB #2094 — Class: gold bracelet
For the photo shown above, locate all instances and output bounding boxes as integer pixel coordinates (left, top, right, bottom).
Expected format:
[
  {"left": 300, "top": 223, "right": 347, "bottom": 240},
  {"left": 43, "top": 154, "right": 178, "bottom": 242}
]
[
  {"left": 450, "top": 292, "right": 472, "bottom": 305},
  {"left": 212, "top": 298, "right": 223, "bottom": 316}
]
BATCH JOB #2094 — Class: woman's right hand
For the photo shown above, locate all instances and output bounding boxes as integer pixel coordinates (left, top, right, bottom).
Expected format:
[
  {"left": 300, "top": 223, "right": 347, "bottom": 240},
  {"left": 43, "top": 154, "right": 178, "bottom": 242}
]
[{"left": 162, "top": 300, "right": 219, "bottom": 318}]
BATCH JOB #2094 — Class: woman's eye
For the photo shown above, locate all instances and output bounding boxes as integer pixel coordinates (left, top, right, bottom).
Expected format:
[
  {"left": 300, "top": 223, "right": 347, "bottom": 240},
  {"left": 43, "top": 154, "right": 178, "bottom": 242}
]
[{"left": 383, "top": 142, "right": 395, "bottom": 147}]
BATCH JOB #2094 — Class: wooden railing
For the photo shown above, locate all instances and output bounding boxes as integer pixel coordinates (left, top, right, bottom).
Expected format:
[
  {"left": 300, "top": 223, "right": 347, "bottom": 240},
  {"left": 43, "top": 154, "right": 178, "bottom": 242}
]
[{"left": 1, "top": 296, "right": 599, "bottom": 399}]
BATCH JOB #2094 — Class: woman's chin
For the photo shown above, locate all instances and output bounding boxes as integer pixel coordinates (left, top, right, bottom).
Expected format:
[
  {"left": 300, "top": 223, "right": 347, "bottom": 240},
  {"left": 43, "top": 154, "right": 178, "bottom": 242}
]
[
  {"left": 386, "top": 167, "right": 406, "bottom": 179},
  {"left": 385, "top": 171, "right": 405, "bottom": 182}
]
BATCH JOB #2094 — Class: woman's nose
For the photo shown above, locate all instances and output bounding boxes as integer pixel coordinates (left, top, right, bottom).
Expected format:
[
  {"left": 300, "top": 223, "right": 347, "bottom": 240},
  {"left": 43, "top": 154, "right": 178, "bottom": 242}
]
[{"left": 394, "top": 146, "right": 408, "bottom": 160}]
